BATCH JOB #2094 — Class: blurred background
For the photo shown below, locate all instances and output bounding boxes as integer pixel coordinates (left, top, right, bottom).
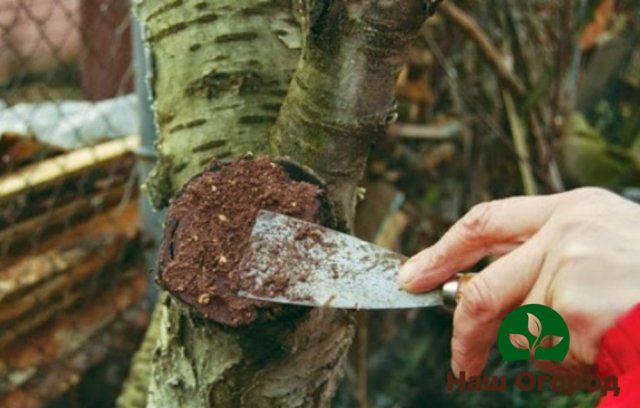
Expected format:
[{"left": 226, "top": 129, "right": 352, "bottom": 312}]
[
  {"left": 348, "top": 0, "right": 638, "bottom": 407},
  {"left": 0, "top": 0, "right": 637, "bottom": 407},
  {"left": 0, "top": 1, "right": 149, "bottom": 407}
]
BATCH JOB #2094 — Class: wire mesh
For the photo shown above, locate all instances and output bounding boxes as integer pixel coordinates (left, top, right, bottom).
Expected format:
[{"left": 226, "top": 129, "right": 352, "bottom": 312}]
[{"left": 0, "top": 1, "right": 148, "bottom": 407}]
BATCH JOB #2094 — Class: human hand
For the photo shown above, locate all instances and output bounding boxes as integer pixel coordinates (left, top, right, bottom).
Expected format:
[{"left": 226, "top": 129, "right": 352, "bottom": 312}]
[{"left": 399, "top": 188, "right": 640, "bottom": 376}]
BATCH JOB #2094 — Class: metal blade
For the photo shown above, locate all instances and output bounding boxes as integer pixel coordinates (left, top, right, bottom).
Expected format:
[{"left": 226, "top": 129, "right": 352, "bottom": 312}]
[{"left": 239, "top": 210, "right": 443, "bottom": 309}]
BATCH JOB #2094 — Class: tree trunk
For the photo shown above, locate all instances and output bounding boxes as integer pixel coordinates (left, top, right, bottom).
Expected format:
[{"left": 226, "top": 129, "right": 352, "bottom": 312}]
[
  {"left": 120, "top": 0, "right": 440, "bottom": 406},
  {"left": 137, "top": 0, "right": 302, "bottom": 209}
]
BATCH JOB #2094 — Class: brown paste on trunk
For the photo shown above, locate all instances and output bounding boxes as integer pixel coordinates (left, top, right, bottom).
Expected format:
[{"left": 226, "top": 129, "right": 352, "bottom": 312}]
[{"left": 157, "top": 157, "right": 323, "bottom": 326}]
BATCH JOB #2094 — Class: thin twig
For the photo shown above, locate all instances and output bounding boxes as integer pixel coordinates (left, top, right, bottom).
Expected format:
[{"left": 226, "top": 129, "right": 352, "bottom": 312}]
[
  {"left": 439, "top": 1, "right": 526, "bottom": 97},
  {"left": 502, "top": 90, "right": 538, "bottom": 195},
  {"left": 528, "top": 112, "right": 565, "bottom": 192},
  {"left": 567, "top": 0, "right": 589, "bottom": 106},
  {"left": 388, "top": 121, "right": 466, "bottom": 140}
]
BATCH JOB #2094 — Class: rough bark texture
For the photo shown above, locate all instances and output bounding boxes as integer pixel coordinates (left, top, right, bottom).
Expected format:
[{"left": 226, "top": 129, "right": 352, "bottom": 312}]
[
  {"left": 122, "top": 0, "right": 302, "bottom": 399},
  {"left": 140, "top": 0, "right": 301, "bottom": 209},
  {"left": 271, "top": 0, "right": 441, "bottom": 225},
  {"left": 116, "top": 293, "right": 163, "bottom": 408},
  {"left": 121, "top": 0, "right": 440, "bottom": 406}
]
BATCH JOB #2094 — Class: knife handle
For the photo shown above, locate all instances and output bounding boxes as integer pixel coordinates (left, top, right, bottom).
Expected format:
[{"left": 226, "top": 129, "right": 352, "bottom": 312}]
[{"left": 442, "top": 273, "right": 475, "bottom": 310}]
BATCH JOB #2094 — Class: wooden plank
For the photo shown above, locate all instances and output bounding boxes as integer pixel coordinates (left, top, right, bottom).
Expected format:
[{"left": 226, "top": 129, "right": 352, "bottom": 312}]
[
  {"left": 0, "top": 135, "right": 140, "bottom": 203},
  {"left": 0, "top": 184, "right": 128, "bottom": 254},
  {"left": 0, "top": 200, "right": 139, "bottom": 271},
  {"left": 0, "top": 272, "right": 148, "bottom": 396},
  {"left": 0, "top": 202, "right": 140, "bottom": 346},
  {"left": 0, "top": 153, "right": 136, "bottom": 229},
  {"left": 0, "top": 235, "right": 137, "bottom": 326}
]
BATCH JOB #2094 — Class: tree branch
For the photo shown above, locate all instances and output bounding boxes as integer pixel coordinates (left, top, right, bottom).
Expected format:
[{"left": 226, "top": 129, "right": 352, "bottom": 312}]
[
  {"left": 438, "top": 1, "right": 526, "bottom": 97},
  {"left": 272, "top": 0, "right": 442, "bottom": 226}
]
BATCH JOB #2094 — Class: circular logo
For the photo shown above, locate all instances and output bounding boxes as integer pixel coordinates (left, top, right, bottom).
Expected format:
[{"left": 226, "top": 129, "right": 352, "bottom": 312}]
[{"left": 498, "top": 304, "right": 570, "bottom": 362}]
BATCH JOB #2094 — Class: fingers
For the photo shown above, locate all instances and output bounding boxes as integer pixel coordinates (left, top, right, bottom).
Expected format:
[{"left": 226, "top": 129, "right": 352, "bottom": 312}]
[
  {"left": 400, "top": 194, "right": 562, "bottom": 292},
  {"left": 450, "top": 237, "right": 543, "bottom": 377}
]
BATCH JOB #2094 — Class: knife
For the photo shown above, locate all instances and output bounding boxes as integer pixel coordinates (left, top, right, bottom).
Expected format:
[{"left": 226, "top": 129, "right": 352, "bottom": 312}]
[{"left": 239, "top": 210, "right": 473, "bottom": 310}]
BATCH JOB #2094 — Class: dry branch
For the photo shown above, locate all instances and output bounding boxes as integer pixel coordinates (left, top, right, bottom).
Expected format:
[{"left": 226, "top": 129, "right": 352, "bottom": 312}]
[
  {"left": 388, "top": 121, "right": 466, "bottom": 140},
  {"left": 439, "top": 1, "right": 526, "bottom": 97}
]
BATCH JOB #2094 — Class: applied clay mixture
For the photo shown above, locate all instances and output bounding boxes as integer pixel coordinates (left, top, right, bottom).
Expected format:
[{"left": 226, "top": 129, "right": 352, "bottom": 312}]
[{"left": 158, "top": 157, "right": 322, "bottom": 326}]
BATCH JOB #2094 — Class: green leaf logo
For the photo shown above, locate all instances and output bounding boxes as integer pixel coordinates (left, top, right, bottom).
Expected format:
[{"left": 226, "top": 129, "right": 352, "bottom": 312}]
[
  {"left": 499, "top": 304, "right": 570, "bottom": 362},
  {"left": 508, "top": 333, "right": 530, "bottom": 350},
  {"left": 527, "top": 313, "right": 541, "bottom": 337}
]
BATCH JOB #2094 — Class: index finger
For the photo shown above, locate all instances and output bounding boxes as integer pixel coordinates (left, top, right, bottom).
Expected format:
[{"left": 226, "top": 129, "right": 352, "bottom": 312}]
[{"left": 400, "top": 194, "right": 562, "bottom": 292}]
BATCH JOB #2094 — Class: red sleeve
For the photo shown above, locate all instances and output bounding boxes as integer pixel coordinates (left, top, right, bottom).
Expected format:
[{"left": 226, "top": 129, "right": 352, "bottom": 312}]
[{"left": 597, "top": 303, "right": 640, "bottom": 408}]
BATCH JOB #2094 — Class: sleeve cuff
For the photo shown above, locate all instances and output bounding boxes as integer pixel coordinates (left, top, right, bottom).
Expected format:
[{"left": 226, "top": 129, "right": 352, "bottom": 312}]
[{"left": 596, "top": 303, "right": 640, "bottom": 378}]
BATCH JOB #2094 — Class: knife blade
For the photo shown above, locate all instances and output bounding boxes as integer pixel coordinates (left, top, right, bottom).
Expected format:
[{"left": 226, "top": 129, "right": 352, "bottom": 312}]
[{"left": 239, "top": 210, "right": 460, "bottom": 309}]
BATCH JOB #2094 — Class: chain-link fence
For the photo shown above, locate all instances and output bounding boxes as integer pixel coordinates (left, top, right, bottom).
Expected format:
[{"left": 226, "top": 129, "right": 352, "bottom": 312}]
[{"left": 0, "top": 1, "right": 149, "bottom": 406}]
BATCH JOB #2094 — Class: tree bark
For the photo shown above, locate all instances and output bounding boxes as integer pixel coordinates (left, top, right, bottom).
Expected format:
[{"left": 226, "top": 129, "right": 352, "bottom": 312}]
[
  {"left": 137, "top": 0, "right": 301, "bottom": 209},
  {"left": 122, "top": 0, "right": 440, "bottom": 406},
  {"left": 271, "top": 0, "right": 439, "bottom": 225}
]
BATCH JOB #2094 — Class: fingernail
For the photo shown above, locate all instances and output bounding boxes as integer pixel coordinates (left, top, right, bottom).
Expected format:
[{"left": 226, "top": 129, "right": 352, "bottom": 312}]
[
  {"left": 451, "top": 360, "right": 461, "bottom": 379},
  {"left": 399, "top": 257, "right": 420, "bottom": 286}
]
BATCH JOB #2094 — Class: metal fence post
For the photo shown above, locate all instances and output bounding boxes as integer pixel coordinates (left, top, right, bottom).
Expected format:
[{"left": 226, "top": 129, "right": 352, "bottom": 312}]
[{"left": 131, "top": 11, "right": 162, "bottom": 300}]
